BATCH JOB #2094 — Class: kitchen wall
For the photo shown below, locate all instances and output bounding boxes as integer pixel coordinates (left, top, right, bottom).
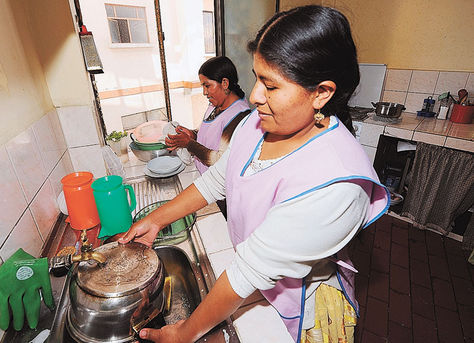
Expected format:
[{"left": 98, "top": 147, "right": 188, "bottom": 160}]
[
  {"left": 0, "top": 0, "right": 106, "bottom": 278},
  {"left": 327, "top": 0, "right": 473, "bottom": 72},
  {"left": 279, "top": 0, "right": 473, "bottom": 72}
]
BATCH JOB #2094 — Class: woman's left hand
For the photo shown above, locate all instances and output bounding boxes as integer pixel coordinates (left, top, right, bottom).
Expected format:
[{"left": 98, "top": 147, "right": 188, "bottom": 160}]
[
  {"left": 139, "top": 320, "right": 187, "bottom": 343},
  {"left": 165, "top": 131, "right": 192, "bottom": 150}
]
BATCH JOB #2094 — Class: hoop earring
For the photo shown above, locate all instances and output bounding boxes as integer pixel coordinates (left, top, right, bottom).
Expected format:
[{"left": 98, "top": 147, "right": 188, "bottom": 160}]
[
  {"left": 314, "top": 109, "right": 324, "bottom": 123},
  {"left": 224, "top": 89, "right": 230, "bottom": 95}
]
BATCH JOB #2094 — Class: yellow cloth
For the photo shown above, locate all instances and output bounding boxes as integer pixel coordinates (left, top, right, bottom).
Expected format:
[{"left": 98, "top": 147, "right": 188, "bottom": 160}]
[{"left": 301, "top": 284, "right": 357, "bottom": 343}]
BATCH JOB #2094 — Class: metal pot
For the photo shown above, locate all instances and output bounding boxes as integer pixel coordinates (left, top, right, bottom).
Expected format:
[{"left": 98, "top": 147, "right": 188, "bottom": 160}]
[
  {"left": 371, "top": 102, "right": 406, "bottom": 118},
  {"left": 67, "top": 242, "right": 165, "bottom": 343}
]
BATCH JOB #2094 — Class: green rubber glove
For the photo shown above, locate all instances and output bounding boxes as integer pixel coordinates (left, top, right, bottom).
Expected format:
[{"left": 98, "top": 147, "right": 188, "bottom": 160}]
[{"left": 0, "top": 248, "right": 54, "bottom": 331}]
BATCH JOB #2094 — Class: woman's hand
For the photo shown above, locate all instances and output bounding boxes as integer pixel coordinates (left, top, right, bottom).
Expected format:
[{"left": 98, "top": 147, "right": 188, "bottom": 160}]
[
  {"left": 118, "top": 216, "right": 161, "bottom": 247},
  {"left": 139, "top": 320, "right": 188, "bottom": 343},
  {"left": 165, "top": 126, "right": 196, "bottom": 151}
]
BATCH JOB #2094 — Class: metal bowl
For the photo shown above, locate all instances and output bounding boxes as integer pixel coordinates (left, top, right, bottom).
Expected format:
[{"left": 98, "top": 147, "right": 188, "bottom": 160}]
[
  {"left": 130, "top": 142, "right": 168, "bottom": 162},
  {"left": 371, "top": 102, "right": 405, "bottom": 118}
]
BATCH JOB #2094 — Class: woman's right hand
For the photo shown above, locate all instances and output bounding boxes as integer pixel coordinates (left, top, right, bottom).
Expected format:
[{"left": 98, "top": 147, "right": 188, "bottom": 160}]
[{"left": 118, "top": 216, "right": 161, "bottom": 247}]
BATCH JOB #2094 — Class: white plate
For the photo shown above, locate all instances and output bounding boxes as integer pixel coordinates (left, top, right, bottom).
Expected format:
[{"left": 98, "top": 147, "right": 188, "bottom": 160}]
[
  {"left": 147, "top": 156, "right": 182, "bottom": 174},
  {"left": 144, "top": 163, "right": 185, "bottom": 178}
]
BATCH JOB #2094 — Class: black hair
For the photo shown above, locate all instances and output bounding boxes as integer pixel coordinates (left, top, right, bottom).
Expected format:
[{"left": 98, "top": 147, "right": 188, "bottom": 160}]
[
  {"left": 247, "top": 5, "right": 358, "bottom": 133},
  {"left": 198, "top": 56, "right": 245, "bottom": 99}
]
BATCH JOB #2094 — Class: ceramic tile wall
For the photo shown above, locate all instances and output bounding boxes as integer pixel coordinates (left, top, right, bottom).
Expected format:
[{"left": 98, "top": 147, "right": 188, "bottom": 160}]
[
  {"left": 57, "top": 105, "right": 106, "bottom": 178},
  {"left": 382, "top": 69, "right": 473, "bottom": 113},
  {"left": 0, "top": 109, "right": 74, "bottom": 262}
]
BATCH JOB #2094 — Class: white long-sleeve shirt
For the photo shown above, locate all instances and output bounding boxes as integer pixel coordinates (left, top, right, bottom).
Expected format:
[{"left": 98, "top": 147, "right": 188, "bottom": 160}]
[{"left": 194, "top": 117, "right": 370, "bottom": 327}]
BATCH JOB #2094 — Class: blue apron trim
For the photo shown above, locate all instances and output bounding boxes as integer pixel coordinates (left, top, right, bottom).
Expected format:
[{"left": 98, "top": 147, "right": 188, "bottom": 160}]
[
  {"left": 202, "top": 98, "right": 243, "bottom": 123},
  {"left": 336, "top": 269, "right": 360, "bottom": 317},
  {"left": 222, "top": 109, "right": 251, "bottom": 130},
  {"left": 282, "top": 175, "right": 389, "bottom": 205},
  {"left": 297, "top": 278, "right": 306, "bottom": 343},
  {"left": 239, "top": 116, "right": 340, "bottom": 177},
  {"left": 272, "top": 278, "right": 305, "bottom": 343}
]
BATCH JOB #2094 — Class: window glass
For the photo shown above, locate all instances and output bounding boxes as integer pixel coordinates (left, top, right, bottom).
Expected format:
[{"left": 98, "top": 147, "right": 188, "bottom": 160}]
[
  {"left": 137, "top": 7, "right": 146, "bottom": 19},
  {"left": 117, "top": 19, "right": 131, "bottom": 43},
  {"left": 108, "top": 19, "right": 120, "bottom": 43},
  {"left": 115, "top": 5, "right": 136, "bottom": 18},
  {"left": 203, "top": 11, "right": 215, "bottom": 54},
  {"left": 129, "top": 20, "right": 147, "bottom": 43},
  {"left": 105, "top": 4, "right": 115, "bottom": 17},
  {"left": 106, "top": 4, "right": 148, "bottom": 44}
]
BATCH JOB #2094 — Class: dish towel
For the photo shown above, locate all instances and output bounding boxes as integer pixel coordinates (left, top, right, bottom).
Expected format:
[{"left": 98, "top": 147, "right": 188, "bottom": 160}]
[{"left": 160, "top": 121, "right": 193, "bottom": 165}]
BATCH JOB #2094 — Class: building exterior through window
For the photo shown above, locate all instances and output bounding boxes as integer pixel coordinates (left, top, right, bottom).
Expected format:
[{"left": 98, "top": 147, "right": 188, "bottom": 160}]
[{"left": 105, "top": 4, "right": 149, "bottom": 44}]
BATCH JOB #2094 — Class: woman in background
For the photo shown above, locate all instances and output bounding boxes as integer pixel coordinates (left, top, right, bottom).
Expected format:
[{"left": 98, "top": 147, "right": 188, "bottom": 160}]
[
  {"left": 166, "top": 56, "right": 250, "bottom": 217},
  {"left": 165, "top": 56, "right": 250, "bottom": 175},
  {"left": 122, "top": 5, "right": 389, "bottom": 343}
]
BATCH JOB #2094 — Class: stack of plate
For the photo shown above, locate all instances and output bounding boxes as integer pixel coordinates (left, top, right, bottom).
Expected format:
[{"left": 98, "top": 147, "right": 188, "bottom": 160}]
[{"left": 144, "top": 155, "right": 184, "bottom": 178}]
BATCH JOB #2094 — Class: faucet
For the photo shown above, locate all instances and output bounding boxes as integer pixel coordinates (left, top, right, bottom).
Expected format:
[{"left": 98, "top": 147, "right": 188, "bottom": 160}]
[{"left": 49, "top": 229, "right": 107, "bottom": 276}]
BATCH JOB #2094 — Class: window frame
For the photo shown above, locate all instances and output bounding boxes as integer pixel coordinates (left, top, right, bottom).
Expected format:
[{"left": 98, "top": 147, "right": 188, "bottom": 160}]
[{"left": 105, "top": 3, "right": 150, "bottom": 45}]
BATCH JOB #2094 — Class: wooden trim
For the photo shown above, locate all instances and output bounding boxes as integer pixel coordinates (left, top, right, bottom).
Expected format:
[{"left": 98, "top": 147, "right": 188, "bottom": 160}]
[{"left": 99, "top": 80, "right": 201, "bottom": 99}]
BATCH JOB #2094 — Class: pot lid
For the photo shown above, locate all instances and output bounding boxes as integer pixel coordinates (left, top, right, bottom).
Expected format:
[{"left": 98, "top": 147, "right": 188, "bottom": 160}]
[{"left": 76, "top": 242, "right": 162, "bottom": 297}]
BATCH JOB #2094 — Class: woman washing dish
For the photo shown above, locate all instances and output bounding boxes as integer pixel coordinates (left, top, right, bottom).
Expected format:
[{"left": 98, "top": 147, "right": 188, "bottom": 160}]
[
  {"left": 165, "top": 56, "right": 250, "bottom": 175},
  {"left": 121, "top": 5, "right": 389, "bottom": 343}
]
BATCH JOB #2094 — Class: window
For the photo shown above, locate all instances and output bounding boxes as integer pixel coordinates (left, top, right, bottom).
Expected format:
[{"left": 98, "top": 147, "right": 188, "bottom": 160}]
[
  {"left": 105, "top": 4, "right": 149, "bottom": 44},
  {"left": 202, "top": 11, "right": 215, "bottom": 54}
]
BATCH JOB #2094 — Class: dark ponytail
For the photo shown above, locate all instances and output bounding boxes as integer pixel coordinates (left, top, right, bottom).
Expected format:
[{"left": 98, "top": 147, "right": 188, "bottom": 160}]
[
  {"left": 248, "top": 5, "right": 358, "bottom": 134},
  {"left": 198, "top": 56, "right": 246, "bottom": 99}
]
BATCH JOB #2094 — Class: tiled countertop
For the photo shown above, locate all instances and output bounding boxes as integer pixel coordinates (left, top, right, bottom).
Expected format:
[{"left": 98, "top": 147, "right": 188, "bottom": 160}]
[
  {"left": 357, "top": 112, "right": 474, "bottom": 152},
  {"left": 123, "top": 152, "right": 294, "bottom": 343}
]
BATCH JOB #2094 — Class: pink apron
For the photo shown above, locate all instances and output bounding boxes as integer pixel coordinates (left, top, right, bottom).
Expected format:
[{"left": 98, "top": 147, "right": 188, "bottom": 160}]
[
  {"left": 195, "top": 98, "right": 249, "bottom": 174},
  {"left": 225, "top": 110, "right": 389, "bottom": 341}
]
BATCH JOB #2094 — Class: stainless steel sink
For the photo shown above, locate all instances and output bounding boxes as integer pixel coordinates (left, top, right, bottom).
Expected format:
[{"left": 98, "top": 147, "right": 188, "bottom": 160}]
[{"left": 2, "top": 175, "right": 240, "bottom": 343}]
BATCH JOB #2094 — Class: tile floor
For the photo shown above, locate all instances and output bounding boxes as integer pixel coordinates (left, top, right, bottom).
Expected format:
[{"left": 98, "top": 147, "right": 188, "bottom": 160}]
[{"left": 348, "top": 214, "right": 474, "bottom": 343}]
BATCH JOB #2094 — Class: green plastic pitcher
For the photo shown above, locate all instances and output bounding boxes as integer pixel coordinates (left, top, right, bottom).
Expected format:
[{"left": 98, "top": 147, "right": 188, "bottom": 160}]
[{"left": 91, "top": 175, "right": 136, "bottom": 239}]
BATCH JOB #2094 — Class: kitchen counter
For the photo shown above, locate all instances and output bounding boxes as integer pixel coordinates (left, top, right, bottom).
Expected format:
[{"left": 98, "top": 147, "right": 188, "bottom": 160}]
[{"left": 355, "top": 112, "right": 473, "bottom": 154}]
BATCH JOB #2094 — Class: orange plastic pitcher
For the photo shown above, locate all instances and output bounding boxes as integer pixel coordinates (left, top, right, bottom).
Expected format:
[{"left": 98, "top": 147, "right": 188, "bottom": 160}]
[{"left": 61, "top": 172, "right": 100, "bottom": 230}]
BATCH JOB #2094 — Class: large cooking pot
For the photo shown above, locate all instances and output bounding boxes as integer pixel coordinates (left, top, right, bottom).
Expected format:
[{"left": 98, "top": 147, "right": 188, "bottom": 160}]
[
  {"left": 67, "top": 242, "right": 165, "bottom": 343},
  {"left": 371, "top": 102, "right": 405, "bottom": 118}
]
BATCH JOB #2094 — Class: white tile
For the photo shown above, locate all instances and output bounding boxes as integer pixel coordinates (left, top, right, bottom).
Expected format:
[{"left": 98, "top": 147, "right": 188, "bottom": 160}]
[
  {"left": 5, "top": 128, "right": 48, "bottom": 203},
  {"left": 465, "top": 73, "right": 474, "bottom": 94},
  {"left": 408, "top": 70, "right": 438, "bottom": 93},
  {"left": 384, "top": 69, "right": 412, "bottom": 91},
  {"left": 196, "top": 213, "right": 233, "bottom": 253},
  {"left": 30, "top": 179, "right": 60, "bottom": 242},
  {"left": 0, "top": 146, "right": 28, "bottom": 246},
  {"left": 48, "top": 108, "right": 67, "bottom": 151},
  {"left": 208, "top": 247, "right": 235, "bottom": 278},
  {"left": 383, "top": 127, "right": 414, "bottom": 140},
  {"left": 434, "top": 72, "right": 469, "bottom": 96},
  {"left": 232, "top": 300, "right": 293, "bottom": 343},
  {"left": 362, "top": 145, "right": 377, "bottom": 165},
  {"left": 412, "top": 132, "right": 446, "bottom": 146},
  {"left": 405, "top": 92, "right": 431, "bottom": 113},
  {"left": 57, "top": 105, "right": 100, "bottom": 148},
  {"left": 68, "top": 144, "right": 107, "bottom": 179},
  {"left": 358, "top": 123, "right": 384, "bottom": 147},
  {"left": 32, "top": 113, "right": 66, "bottom": 176},
  {"left": 49, "top": 151, "right": 74, "bottom": 197},
  {"left": 0, "top": 209, "right": 44, "bottom": 260},
  {"left": 445, "top": 137, "right": 474, "bottom": 153},
  {"left": 382, "top": 90, "right": 407, "bottom": 104}
]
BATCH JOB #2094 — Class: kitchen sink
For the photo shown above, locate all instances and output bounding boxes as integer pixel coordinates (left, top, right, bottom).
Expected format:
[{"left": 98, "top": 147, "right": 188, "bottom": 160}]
[
  {"left": 2, "top": 175, "right": 240, "bottom": 343},
  {"left": 44, "top": 229, "right": 239, "bottom": 342}
]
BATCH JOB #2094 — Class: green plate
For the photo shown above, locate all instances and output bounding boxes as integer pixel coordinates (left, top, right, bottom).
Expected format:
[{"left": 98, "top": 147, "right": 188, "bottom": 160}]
[
  {"left": 133, "top": 201, "right": 196, "bottom": 246},
  {"left": 130, "top": 133, "right": 167, "bottom": 151}
]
